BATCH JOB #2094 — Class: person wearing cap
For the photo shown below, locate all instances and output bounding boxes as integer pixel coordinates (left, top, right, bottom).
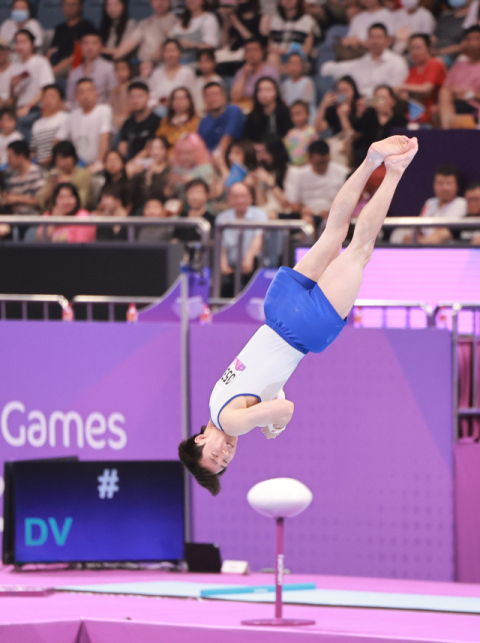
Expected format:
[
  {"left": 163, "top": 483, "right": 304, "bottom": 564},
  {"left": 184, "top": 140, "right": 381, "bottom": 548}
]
[{"left": 0, "top": 38, "right": 17, "bottom": 108}]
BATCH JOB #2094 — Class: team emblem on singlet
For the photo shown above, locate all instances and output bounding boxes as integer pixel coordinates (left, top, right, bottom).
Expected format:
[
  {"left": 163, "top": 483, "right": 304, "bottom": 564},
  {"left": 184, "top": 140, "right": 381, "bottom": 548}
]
[{"left": 221, "top": 357, "right": 245, "bottom": 386}]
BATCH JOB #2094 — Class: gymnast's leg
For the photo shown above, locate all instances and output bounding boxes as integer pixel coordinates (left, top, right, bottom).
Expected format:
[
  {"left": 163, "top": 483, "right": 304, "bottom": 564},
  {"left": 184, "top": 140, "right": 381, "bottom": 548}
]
[
  {"left": 294, "top": 136, "right": 414, "bottom": 284},
  {"left": 316, "top": 137, "right": 418, "bottom": 320}
]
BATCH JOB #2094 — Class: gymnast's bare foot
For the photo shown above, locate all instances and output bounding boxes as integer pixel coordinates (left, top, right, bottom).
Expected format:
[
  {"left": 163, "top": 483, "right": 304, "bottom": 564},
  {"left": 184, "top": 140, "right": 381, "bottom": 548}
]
[
  {"left": 367, "top": 136, "right": 413, "bottom": 167},
  {"left": 384, "top": 137, "right": 418, "bottom": 173}
]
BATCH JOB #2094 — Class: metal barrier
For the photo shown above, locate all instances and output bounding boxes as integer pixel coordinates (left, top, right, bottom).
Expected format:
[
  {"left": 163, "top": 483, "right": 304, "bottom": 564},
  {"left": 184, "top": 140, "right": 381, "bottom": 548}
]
[
  {"left": 451, "top": 303, "right": 480, "bottom": 441},
  {"left": 352, "top": 300, "right": 434, "bottom": 328},
  {"left": 0, "top": 294, "right": 70, "bottom": 320},
  {"left": 351, "top": 216, "right": 480, "bottom": 243},
  {"left": 212, "top": 220, "right": 315, "bottom": 298},
  {"left": 71, "top": 295, "right": 158, "bottom": 321},
  {"left": 0, "top": 215, "right": 211, "bottom": 248}
]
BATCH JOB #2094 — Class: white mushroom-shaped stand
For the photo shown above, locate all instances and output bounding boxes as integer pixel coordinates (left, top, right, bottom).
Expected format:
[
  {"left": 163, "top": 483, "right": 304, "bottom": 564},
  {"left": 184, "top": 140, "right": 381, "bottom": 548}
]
[{"left": 242, "top": 478, "right": 315, "bottom": 627}]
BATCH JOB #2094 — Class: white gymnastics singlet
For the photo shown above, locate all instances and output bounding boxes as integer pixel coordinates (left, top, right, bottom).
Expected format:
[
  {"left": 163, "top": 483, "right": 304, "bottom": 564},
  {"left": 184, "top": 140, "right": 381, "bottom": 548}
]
[{"left": 209, "top": 325, "right": 305, "bottom": 431}]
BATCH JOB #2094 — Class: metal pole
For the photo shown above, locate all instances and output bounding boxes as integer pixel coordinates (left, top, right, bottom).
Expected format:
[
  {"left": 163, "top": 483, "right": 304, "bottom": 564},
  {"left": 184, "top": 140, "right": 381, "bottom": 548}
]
[
  {"left": 473, "top": 311, "right": 479, "bottom": 410},
  {"left": 180, "top": 268, "right": 191, "bottom": 542},
  {"left": 212, "top": 226, "right": 222, "bottom": 299},
  {"left": 452, "top": 305, "right": 460, "bottom": 441},
  {"left": 275, "top": 517, "right": 284, "bottom": 620},
  {"left": 234, "top": 231, "right": 243, "bottom": 296}
]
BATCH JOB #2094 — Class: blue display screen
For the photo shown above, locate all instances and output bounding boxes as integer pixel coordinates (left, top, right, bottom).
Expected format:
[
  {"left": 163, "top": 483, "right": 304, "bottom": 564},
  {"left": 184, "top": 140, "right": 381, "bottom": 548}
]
[{"left": 12, "top": 460, "right": 184, "bottom": 564}]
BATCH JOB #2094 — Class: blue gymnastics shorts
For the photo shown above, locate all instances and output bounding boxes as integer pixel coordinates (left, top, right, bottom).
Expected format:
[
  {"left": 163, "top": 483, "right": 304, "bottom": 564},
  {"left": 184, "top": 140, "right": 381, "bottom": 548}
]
[{"left": 264, "top": 266, "right": 347, "bottom": 355}]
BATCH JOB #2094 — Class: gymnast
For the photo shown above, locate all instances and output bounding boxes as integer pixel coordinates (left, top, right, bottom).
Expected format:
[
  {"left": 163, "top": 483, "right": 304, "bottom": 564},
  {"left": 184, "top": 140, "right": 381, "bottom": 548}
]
[{"left": 179, "top": 135, "right": 418, "bottom": 495}]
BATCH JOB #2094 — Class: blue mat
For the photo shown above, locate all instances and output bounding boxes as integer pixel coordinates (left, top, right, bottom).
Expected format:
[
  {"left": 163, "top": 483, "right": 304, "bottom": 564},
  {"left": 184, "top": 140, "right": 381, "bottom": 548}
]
[{"left": 55, "top": 581, "right": 480, "bottom": 614}]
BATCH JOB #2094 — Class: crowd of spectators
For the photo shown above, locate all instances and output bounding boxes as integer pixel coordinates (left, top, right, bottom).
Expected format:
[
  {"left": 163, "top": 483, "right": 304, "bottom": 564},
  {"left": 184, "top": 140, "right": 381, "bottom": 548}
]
[{"left": 0, "top": 0, "right": 479, "bottom": 292}]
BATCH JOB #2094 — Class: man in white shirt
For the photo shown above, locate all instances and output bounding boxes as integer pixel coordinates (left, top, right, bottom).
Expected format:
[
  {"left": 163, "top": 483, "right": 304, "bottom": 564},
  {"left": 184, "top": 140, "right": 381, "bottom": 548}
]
[
  {"left": 55, "top": 78, "right": 112, "bottom": 171},
  {"left": 322, "top": 23, "right": 409, "bottom": 98},
  {"left": 31, "top": 84, "right": 68, "bottom": 167},
  {"left": 286, "top": 139, "right": 349, "bottom": 228},
  {"left": 10, "top": 29, "right": 54, "bottom": 140},
  {"left": 343, "top": 0, "right": 394, "bottom": 47},
  {"left": 66, "top": 31, "right": 117, "bottom": 107},
  {"left": 390, "top": 164, "right": 467, "bottom": 244}
]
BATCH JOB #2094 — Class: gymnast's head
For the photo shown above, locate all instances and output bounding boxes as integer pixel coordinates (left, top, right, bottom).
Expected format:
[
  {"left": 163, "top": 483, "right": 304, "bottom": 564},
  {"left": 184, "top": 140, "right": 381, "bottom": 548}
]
[{"left": 178, "top": 421, "right": 238, "bottom": 495}]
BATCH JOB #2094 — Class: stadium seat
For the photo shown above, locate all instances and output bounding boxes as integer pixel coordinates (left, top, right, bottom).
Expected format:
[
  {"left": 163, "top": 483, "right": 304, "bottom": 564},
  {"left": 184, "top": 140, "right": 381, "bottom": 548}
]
[
  {"left": 129, "top": 0, "right": 153, "bottom": 22},
  {"left": 37, "top": 0, "right": 63, "bottom": 30}
]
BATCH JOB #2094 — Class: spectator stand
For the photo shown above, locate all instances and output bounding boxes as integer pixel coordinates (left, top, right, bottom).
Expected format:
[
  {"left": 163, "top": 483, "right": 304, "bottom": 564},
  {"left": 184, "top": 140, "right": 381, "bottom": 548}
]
[{"left": 36, "top": 0, "right": 63, "bottom": 30}]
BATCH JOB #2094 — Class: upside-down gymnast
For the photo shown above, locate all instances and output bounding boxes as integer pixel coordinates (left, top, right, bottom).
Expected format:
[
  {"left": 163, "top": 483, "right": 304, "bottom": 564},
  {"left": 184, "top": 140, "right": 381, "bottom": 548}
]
[{"left": 179, "top": 135, "right": 419, "bottom": 495}]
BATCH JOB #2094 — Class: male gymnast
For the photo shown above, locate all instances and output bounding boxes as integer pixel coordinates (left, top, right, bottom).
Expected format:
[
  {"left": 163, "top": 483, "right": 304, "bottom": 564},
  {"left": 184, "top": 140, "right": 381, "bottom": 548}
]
[{"left": 179, "top": 135, "right": 418, "bottom": 495}]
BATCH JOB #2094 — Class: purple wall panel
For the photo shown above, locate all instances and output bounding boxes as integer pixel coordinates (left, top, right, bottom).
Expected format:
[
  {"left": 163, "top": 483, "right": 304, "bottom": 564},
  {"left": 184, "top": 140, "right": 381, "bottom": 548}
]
[
  {"left": 454, "top": 442, "right": 480, "bottom": 583},
  {"left": 190, "top": 325, "right": 454, "bottom": 580},
  {"left": 0, "top": 322, "right": 182, "bottom": 518}
]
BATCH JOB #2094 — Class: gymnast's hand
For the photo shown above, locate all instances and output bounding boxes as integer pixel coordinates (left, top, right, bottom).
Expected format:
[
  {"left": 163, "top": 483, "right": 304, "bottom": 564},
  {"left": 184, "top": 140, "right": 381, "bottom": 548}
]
[{"left": 261, "top": 426, "right": 278, "bottom": 440}]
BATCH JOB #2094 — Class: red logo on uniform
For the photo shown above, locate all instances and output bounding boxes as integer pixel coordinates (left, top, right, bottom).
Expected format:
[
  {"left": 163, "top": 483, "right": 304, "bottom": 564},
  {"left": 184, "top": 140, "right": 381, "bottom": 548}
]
[{"left": 235, "top": 358, "right": 246, "bottom": 371}]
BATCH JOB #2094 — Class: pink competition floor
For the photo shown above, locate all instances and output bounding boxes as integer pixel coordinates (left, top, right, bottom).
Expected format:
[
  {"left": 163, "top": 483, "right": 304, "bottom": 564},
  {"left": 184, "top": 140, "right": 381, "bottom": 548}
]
[{"left": 1, "top": 567, "right": 480, "bottom": 643}]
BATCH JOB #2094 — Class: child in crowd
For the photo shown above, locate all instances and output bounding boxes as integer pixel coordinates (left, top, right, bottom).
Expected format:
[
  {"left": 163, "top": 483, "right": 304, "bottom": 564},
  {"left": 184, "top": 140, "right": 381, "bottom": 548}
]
[
  {"left": 110, "top": 59, "right": 133, "bottom": 132},
  {"left": 284, "top": 100, "right": 317, "bottom": 166},
  {"left": 194, "top": 49, "right": 223, "bottom": 116},
  {"left": 137, "top": 198, "right": 174, "bottom": 244},
  {"left": 281, "top": 52, "right": 315, "bottom": 110},
  {"left": 0, "top": 108, "right": 22, "bottom": 167}
]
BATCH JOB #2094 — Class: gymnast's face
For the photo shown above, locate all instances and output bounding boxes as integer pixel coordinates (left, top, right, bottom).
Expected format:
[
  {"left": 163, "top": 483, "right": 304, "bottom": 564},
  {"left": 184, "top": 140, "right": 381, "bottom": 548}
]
[{"left": 195, "top": 424, "right": 238, "bottom": 474}]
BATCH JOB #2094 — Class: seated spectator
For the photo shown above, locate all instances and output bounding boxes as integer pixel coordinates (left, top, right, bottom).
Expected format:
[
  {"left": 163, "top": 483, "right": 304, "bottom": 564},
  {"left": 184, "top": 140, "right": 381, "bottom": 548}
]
[
  {"left": 113, "top": 0, "right": 177, "bottom": 63},
  {"left": 170, "top": 132, "right": 213, "bottom": 198},
  {"left": 438, "top": 26, "right": 480, "bottom": 129},
  {"left": 48, "top": 0, "right": 96, "bottom": 79},
  {"left": 392, "top": 0, "right": 435, "bottom": 55},
  {"left": 31, "top": 84, "right": 68, "bottom": 168},
  {"left": 341, "top": 0, "right": 393, "bottom": 51},
  {"left": 285, "top": 139, "right": 348, "bottom": 229},
  {"left": 3, "top": 139, "right": 44, "bottom": 238},
  {"left": 66, "top": 31, "right": 117, "bottom": 106},
  {"left": 284, "top": 100, "right": 317, "bottom": 166},
  {"left": 352, "top": 85, "right": 407, "bottom": 167},
  {"left": 95, "top": 183, "right": 129, "bottom": 240},
  {"left": 394, "top": 34, "right": 446, "bottom": 125},
  {"left": 129, "top": 136, "right": 171, "bottom": 212},
  {"left": 391, "top": 165, "right": 467, "bottom": 244},
  {"left": 175, "top": 178, "right": 215, "bottom": 242},
  {"left": 10, "top": 30, "right": 55, "bottom": 140},
  {"left": 99, "top": 0, "right": 136, "bottom": 59},
  {"left": 149, "top": 40, "right": 196, "bottom": 108},
  {"left": 434, "top": 0, "right": 471, "bottom": 61},
  {"left": 281, "top": 51, "right": 315, "bottom": 109},
  {"left": 210, "top": 138, "right": 258, "bottom": 206},
  {"left": 216, "top": 181, "right": 268, "bottom": 296},
  {"left": 0, "top": 38, "right": 16, "bottom": 109},
  {"left": 118, "top": 81, "right": 160, "bottom": 161},
  {"left": 56, "top": 78, "right": 112, "bottom": 171},
  {"left": 193, "top": 49, "right": 223, "bottom": 115},
  {"left": 243, "top": 77, "right": 293, "bottom": 142},
  {"left": 0, "top": 108, "right": 23, "bottom": 166},
  {"left": 315, "top": 75, "right": 362, "bottom": 137},
  {"left": 198, "top": 82, "right": 245, "bottom": 154},
  {"left": 155, "top": 87, "right": 199, "bottom": 150},
  {"left": 322, "top": 23, "right": 409, "bottom": 98},
  {"left": 231, "top": 38, "right": 279, "bottom": 106},
  {"left": 102, "top": 149, "right": 131, "bottom": 208},
  {"left": 219, "top": 0, "right": 266, "bottom": 54},
  {"left": 262, "top": 0, "right": 319, "bottom": 70},
  {"left": 40, "top": 140, "right": 92, "bottom": 209},
  {"left": 462, "top": 182, "right": 480, "bottom": 244},
  {"left": 36, "top": 182, "right": 95, "bottom": 242},
  {"left": 172, "top": 0, "right": 220, "bottom": 63},
  {"left": 137, "top": 198, "right": 174, "bottom": 243},
  {"left": 0, "top": 0, "right": 44, "bottom": 49},
  {"left": 110, "top": 59, "right": 132, "bottom": 132},
  {"left": 252, "top": 134, "right": 290, "bottom": 215}
]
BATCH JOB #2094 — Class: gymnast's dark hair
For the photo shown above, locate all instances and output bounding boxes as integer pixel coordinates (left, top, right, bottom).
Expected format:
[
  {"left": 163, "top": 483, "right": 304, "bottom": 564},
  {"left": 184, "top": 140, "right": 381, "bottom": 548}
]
[{"left": 178, "top": 426, "right": 226, "bottom": 496}]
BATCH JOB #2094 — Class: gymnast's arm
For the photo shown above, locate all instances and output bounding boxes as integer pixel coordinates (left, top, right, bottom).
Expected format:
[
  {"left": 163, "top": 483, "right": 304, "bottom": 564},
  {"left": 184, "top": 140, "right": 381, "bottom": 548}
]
[{"left": 220, "top": 398, "right": 294, "bottom": 437}]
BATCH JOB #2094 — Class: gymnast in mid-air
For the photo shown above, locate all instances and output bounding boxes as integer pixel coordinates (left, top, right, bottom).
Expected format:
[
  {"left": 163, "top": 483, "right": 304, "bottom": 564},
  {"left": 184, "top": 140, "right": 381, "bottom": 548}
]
[{"left": 179, "top": 135, "right": 419, "bottom": 495}]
